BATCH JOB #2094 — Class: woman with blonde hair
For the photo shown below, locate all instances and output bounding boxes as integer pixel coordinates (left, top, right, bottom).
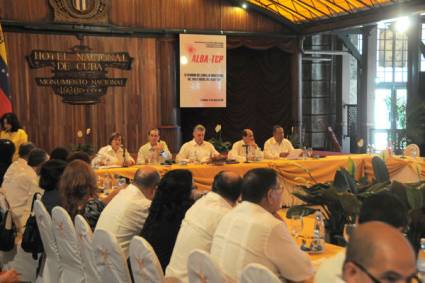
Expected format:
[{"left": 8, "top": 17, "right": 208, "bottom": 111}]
[{"left": 59, "top": 160, "right": 105, "bottom": 229}]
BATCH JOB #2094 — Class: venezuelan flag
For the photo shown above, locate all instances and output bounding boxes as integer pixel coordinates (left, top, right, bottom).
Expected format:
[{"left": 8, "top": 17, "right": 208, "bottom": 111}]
[{"left": 0, "top": 24, "right": 12, "bottom": 117}]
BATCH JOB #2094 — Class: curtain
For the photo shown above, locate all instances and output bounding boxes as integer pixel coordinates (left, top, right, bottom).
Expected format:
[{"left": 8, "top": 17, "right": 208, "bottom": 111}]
[{"left": 180, "top": 46, "right": 294, "bottom": 148}]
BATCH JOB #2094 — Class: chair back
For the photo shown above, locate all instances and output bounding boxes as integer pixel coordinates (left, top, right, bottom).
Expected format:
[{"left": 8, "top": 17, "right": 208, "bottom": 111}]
[
  {"left": 404, "top": 144, "right": 420, "bottom": 158},
  {"left": 92, "top": 229, "right": 131, "bottom": 283},
  {"left": 51, "top": 206, "right": 86, "bottom": 283},
  {"left": 187, "top": 249, "right": 227, "bottom": 283},
  {"left": 34, "top": 200, "right": 61, "bottom": 282},
  {"left": 129, "top": 236, "right": 165, "bottom": 283},
  {"left": 239, "top": 263, "right": 281, "bottom": 283},
  {"left": 74, "top": 215, "right": 101, "bottom": 283}
]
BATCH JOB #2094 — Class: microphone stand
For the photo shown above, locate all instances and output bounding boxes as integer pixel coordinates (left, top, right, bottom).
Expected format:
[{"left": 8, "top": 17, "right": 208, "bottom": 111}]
[{"left": 122, "top": 137, "right": 128, "bottom": 167}]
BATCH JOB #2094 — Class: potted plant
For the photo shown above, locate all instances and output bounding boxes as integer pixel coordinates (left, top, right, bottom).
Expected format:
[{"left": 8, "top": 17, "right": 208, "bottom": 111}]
[{"left": 209, "top": 124, "right": 231, "bottom": 154}]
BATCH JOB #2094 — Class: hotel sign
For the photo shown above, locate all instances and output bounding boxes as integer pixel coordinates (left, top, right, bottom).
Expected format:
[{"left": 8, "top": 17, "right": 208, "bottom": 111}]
[{"left": 27, "top": 45, "right": 133, "bottom": 104}]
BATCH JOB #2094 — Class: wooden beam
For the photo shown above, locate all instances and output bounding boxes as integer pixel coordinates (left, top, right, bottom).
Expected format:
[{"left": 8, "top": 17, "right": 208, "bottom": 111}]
[
  {"left": 301, "top": 0, "right": 425, "bottom": 35},
  {"left": 336, "top": 33, "right": 362, "bottom": 65}
]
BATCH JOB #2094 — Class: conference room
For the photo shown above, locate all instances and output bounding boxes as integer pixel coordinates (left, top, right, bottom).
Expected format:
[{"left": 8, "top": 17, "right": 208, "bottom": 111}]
[{"left": 0, "top": 0, "right": 425, "bottom": 282}]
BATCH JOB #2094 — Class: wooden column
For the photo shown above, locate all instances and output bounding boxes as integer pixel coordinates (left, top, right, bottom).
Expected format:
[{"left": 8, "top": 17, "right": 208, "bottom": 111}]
[
  {"left": 406, "top": 16, "right": 424, "bottom": 153},
  {"left": 157, "top": 37, "right": 181, "bottom": 154}
]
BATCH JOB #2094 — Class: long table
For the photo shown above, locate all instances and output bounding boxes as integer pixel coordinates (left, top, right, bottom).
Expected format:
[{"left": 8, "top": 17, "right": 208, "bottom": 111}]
[{"left": 96, "top": 154, "right": 425, "bottom": 206}]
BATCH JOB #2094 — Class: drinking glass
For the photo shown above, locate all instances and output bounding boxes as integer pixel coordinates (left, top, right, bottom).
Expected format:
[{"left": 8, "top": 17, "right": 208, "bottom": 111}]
[
  {"left": 290, "top": 215, "right": 304, "bottom": 240},
  {"left": 307, "top": 147, "right": 313, "bottom": 158}
]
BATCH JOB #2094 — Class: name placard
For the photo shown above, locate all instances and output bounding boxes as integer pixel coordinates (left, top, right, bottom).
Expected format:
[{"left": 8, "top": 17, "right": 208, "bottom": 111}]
[{"left": 27, "top": 45, "right": 133, "bottom": 104}]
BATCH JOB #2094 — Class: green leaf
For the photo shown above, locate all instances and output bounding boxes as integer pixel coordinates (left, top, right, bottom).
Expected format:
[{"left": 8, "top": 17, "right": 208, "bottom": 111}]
[
  {"left": 372, "top": 156, "right": 390, "bottom": 183},
  {"left": 405, "top": 187, "right": 424, "bottom": 210},
  {"left": 286, "top": 206, "right": 317, "bottom": 218},
  {"left": 337, "top": 193, "right": 361, "bottom": 216}
]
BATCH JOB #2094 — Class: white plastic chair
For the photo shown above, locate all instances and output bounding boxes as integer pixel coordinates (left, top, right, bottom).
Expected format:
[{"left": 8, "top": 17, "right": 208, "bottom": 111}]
[
  {"left": 33, "top": 200, "right": 61, "bottom": 283},
  {"left": 51, "top": 206, "right": 86, "bottom": 283},
  {"left": 187, "top": 249, "right": 227, "bottom": 283},
  {"left": 92, "top": 229, "right": 131, "bottom": 283},
  {"left": 129, "top": 236, "right": 165, "bottom": 283},
  {"left": 239, "top": 263, "right": 281, "bottom": 283},
  {"left": 74, "top": 215, "right": 101, "bottom": 283},
  {"left": 404, "top": 144, "right": 420, "bottom": 158}
]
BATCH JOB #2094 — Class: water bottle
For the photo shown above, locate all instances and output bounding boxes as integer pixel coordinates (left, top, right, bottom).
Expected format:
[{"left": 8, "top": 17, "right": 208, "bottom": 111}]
[
  {"left": 417, "top": 238, "right": 425, "bottom": 280},
  {"left": 103, "top": 174, "right": 112, "bottom": 195},
  {"left": 310, "top": 211, "right": 325, "bottom": 252}
]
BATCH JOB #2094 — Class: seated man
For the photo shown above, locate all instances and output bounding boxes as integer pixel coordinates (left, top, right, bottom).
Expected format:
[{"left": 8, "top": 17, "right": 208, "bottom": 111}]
[
  {"left": 166, "top": 171, "right": 243, "bottom": 283},
  {"left": 176, "top": 124, "right": 219, "bottom": 163},
  {"left": 228, "top": 129, "right": 263, "bottom": 162},
  {"left": 95, "top": 167, "right": 160, "bottom": 258},
  {"left": 264, "top": 125, "right": 294, "bottom": 159},
  {"left": 91, "top": 132, "right": 135, "bottom": 167},
  {"left": 342, "top": 222, "right": 417, "bottom": 283},
  {"left": 137, "top": 128, "right": 171, "bottom": 164},
  {"left": 314, "top": 192, "right": 408, "bottom": 283},
  {"left": 211, "top": 168, "right": 313, "bottom": 282}
]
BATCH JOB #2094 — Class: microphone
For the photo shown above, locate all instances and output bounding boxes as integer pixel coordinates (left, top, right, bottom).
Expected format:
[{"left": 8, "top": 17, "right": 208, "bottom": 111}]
[{"left": 242, "top": 144, "right": 249, "bottom": 163}]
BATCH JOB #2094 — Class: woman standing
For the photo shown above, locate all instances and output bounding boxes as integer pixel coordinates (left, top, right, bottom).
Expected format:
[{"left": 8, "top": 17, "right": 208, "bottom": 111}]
[{"left": 0, "top": 113, "right": 28, "bottom": 161}]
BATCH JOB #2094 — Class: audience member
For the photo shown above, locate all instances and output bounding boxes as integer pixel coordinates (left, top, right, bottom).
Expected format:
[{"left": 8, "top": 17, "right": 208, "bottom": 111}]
[
  {"left": 96, "top": 167, "right": 160, "bottom": 258},
  {"left": 67, "top": 151, "right": 91, "bottom": 164},
  {"left": 228, "top": 129, "right": 263, "bottom": 162},
  {"left": 1, "top": 148, "right": 47, "bottom": 282},
  {"left": 59, "top": 160, "right": 105, "bottom": 229},
  {"left": 140, "top": 169, "right": 195, "bottom": 271},
  {"left": 39, "top": 159, "right": 67, "bottom": 214},
  {"left": 264, "top": 125, "right": 294, "bottom": 159},
  {"left": 314, "top": 192, "right": 409, "bottom": 283},
  {"left": 176, "top": 125, "right": 219, "bottom": 163},
  {"left": 0, "top": 113, "right": 28, "bottom": 161},
  {"left": 137, "top": 128, "right": 171, "bottom": 164},
  {"left": 50, "top": 147, "right": 69, "bottom": 161},
  {"left": 2, "top": 148, "right": 47, "bottom": 235},
  {"left": 342, "top": 222, "right": 418, "bottom": 283},
  {"left": 0, "top": 139, "right": 15, "bottom": 186},
  {"left": 166, "top": 171, "right": 242, "bottom": 283},
  {"left": 91, "top": 132, "right": 135, "bottom": 167},
  {"left": 210, "top": 168, "right": 313, "bottom": 282}
]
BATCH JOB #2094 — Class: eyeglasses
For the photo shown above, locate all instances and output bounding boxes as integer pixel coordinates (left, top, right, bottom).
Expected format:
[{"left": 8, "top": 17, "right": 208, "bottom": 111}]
[{"left": 350, "top": 261, "right": 422, "bottom": 283}]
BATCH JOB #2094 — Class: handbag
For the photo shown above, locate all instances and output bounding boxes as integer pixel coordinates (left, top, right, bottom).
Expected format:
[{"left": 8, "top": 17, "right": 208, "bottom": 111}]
[
  {"left": 0, "top": 192, "right": 16, "bottom": 251},
  {"left": 21, "top": 193, "right": 43, "bottom": 259}
]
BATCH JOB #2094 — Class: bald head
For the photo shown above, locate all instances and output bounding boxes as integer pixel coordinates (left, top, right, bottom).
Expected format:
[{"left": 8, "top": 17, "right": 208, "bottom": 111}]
[
  {"left": 133, "top": 167, "right": 160, "bottom": 190},
  {"left": 343, "top": 221, "right": 416, "bottom": 283},
  {"left": 212, "top": 171, "right": 243, "bottom": 204}
]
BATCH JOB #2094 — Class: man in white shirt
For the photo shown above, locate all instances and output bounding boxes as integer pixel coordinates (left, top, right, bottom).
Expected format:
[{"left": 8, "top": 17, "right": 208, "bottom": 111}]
[
  {"left": 1, "top": 142, "right": 35, "bottom": 187},
  {"left": 264, "top": 125, "right": 294, "bottom": 159},
  {"left": 176, "top": 124, "right": 219, "bottom": 163},
  {"left": 2, "top": 148, "right": 48, "bottom": 282},
  {"left": 91, "top": 132, "right": 135, "bottom": 167},
  {"left": 228, "top": 129, "right": 263, "bottom": 162},
  {"left": 2, "top": 147, "right": 47, "bottom": 236},
  {"left": 137, "top": 128, "right": 171, "bottom": 164},
  {"left": 342, "top": 222, "right": 416, "bottom": 283},
  {"left": 166, "top": 171, "right": 243, "bottom": 283},
  {"left": 95, "top": 166, "right": 160, "bottom": 258},
  {"left": 210, "top": 168, "right": 313, "bottom": 283},
  {"left": 315, "top": 192, "right": 408, "bottom": 283}
]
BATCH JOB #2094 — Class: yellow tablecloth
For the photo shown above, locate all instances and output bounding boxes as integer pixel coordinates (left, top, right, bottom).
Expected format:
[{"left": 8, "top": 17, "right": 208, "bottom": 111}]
[{"left": 96, "top": 154, "right": 425, "bottom": 206}]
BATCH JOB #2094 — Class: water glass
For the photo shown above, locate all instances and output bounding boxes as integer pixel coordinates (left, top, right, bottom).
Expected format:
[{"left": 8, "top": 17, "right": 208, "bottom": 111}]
[
  {"left": 307, "top": 147, "right": 313, "bottom": 158},
  {"left": 290, "top": 215, "right": 304, "bottom": 239}
]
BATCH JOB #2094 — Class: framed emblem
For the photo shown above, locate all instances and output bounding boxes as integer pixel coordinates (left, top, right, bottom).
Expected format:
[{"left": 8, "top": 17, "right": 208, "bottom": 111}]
[{"left": 49, "top": 0, "right": 110, "bottom": 24}]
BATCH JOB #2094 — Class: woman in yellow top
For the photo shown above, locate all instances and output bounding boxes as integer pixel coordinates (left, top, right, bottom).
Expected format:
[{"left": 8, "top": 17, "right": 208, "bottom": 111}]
[{"left": 0, "top": 112, "right": 28, "bottom": 161}]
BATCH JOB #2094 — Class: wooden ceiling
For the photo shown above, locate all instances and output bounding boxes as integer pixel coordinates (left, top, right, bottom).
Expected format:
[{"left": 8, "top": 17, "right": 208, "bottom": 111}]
[{"left": 229, "top": 0, "right": 425, "bottom": 34}]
